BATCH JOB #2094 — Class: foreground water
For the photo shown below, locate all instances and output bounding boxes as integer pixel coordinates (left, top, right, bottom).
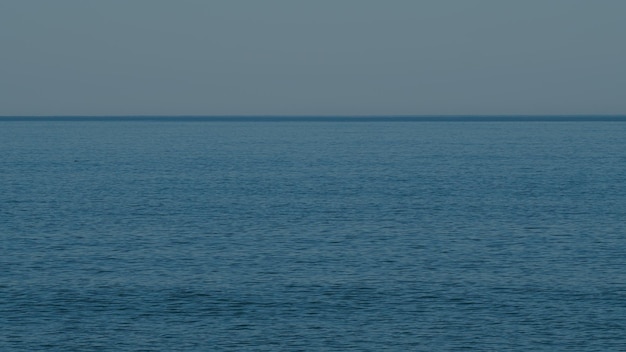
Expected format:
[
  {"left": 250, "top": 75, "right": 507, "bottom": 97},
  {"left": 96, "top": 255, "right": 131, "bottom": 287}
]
[{"left": 2, "top": 119, "right": 626, "bottom": 351}]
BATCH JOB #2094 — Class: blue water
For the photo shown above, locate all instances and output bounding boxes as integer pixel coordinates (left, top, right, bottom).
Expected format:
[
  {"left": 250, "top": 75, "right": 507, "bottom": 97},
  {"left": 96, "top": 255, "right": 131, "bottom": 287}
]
[{"left": 2, "top": 119, "right": 626, "bottom": 351}]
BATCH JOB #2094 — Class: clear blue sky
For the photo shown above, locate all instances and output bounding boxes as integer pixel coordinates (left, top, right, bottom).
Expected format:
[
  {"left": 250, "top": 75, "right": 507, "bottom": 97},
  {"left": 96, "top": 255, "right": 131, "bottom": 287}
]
[{"left": 1, "top": 0, "right": 625, "bottom": 116}]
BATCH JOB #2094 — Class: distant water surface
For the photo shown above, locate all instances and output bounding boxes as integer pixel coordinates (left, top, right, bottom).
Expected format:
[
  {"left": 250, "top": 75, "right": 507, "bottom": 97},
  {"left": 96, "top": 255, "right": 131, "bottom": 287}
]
[{"left": 2, "top": 119, "right": 626, "bottom": 351}]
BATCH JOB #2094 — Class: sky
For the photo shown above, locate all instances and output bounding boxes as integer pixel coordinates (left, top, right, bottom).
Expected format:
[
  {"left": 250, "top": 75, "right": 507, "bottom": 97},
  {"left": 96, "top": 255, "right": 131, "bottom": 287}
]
[{"left": 1, "top": 0, "right": 625, "bottom": 116}]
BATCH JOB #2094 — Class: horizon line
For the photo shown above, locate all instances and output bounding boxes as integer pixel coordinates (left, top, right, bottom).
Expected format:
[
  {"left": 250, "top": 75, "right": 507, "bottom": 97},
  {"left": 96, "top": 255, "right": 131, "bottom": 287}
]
[
  {"left": 2, "top": 115, "right": 626, "bottom": 122},
  {"left": 2, "top": 114, "right": 626, "bottom": 117}
]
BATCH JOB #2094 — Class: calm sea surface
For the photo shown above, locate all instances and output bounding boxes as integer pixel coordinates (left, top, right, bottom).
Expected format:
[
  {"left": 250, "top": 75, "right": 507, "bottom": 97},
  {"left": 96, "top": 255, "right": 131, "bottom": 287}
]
[{"left": 2, "top": 119, "right": 626, "bottom": 351}]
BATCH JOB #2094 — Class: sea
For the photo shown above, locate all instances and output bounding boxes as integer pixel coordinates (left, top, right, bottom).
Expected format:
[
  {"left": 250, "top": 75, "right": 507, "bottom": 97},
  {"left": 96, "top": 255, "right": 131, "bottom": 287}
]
[{"left": 2, "top": 116, "right": 626, "bottom": 351}]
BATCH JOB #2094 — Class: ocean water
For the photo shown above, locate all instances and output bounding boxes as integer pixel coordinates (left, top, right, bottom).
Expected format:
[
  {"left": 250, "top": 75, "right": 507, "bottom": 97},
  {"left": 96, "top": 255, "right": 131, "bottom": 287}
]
[{"left": 2, "top": 118, "right": 626, "bottom": 351}]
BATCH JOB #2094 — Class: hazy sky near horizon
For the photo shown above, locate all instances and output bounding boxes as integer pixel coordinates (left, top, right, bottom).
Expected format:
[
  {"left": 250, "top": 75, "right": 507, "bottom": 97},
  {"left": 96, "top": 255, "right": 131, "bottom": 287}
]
[{"left": 1, "top": 0, "right": 625, "bottom": 116}]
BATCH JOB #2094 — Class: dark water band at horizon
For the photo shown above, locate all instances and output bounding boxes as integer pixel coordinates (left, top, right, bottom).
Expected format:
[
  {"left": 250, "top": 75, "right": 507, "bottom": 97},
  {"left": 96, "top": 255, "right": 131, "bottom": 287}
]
[{"left": 2, "top": 115, "right": 626, "bottom": 122}]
